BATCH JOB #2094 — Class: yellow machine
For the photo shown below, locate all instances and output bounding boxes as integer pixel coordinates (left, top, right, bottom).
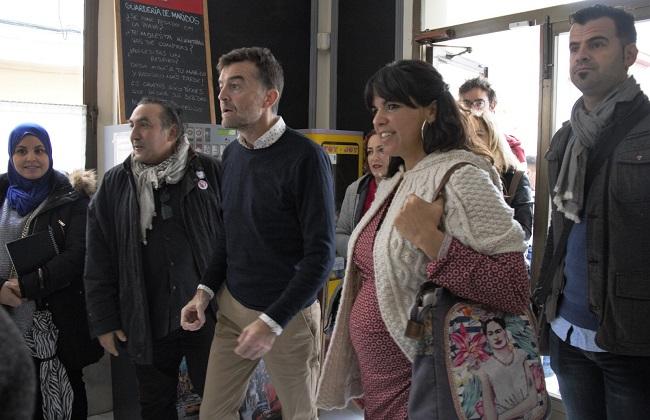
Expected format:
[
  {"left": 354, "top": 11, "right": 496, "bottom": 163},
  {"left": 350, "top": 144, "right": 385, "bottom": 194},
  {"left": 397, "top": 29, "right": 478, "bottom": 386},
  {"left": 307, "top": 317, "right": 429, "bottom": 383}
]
[
  {"left": 300, "top": 129, "right": 364, "bottom": 336},
  {"left": 300, "top": 129, "right": 364, "bottom": 212}
]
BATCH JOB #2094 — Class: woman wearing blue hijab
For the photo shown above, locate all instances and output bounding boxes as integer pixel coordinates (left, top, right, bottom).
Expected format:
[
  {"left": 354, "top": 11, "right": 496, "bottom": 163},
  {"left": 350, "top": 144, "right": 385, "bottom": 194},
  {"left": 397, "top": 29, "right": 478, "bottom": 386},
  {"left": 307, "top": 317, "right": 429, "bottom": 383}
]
[
  {"left": 0, "top": 123, "right": 102, "bottom": 420},
  {"left": 5, "top": 123, "right": 55, "bottom": 216}
]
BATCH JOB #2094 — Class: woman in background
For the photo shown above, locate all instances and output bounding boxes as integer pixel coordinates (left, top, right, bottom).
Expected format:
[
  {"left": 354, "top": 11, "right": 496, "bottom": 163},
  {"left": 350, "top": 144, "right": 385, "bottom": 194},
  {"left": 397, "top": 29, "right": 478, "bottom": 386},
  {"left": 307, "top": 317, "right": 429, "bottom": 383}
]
[
  {"left": 335, "top": 129, "right": 390, "bottom": 258},
  {"left": 317, "top": 60, "right": 529, "bottom": 419},
  {"left": 465, "top": 110, "right": 534, "bottom": 241},
  {"left": 0, "top": 123, "right": 102, "bottom": 420}
]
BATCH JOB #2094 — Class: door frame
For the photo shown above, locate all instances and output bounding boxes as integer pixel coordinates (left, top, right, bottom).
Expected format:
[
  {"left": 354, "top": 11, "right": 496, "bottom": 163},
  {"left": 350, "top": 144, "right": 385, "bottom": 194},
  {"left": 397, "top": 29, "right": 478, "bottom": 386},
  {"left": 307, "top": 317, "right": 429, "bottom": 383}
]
[{"left": 418, "top": 0, "right": 650, "bottom": 281}]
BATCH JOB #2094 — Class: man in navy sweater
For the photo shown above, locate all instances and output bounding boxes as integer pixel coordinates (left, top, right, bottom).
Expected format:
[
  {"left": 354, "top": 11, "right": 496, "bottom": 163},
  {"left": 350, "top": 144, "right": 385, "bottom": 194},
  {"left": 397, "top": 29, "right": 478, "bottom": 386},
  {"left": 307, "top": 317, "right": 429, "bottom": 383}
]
[{"left": 181, "top": 47, "right": 335, "bottom": 419}]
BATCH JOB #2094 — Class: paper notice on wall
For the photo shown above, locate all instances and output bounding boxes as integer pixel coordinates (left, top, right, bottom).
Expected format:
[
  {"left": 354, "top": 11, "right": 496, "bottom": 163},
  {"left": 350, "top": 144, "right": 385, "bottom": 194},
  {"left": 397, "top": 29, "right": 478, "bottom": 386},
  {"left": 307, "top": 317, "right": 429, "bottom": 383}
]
[{"left": 113, "top": 131, "right": 133, "bottom": 164}]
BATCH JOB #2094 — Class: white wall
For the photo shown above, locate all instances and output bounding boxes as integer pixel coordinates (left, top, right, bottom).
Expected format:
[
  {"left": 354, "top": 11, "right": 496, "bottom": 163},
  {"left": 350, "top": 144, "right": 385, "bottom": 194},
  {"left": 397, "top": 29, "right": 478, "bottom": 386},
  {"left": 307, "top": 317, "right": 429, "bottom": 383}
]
[
  {"left": 0, "top": 3, "right": 86, "bottom": 172},
  {"left": 0, "top": 62, "right": 81, "bottom": 104},
  {"left": 403, "top": 0, "right": 415, "bottom": 59},
  {"left": 96, "top": 0, "right": 119, "bottom": 178},
  {"left": 422, "top": 0, "right": 584, "bottom": 29}
]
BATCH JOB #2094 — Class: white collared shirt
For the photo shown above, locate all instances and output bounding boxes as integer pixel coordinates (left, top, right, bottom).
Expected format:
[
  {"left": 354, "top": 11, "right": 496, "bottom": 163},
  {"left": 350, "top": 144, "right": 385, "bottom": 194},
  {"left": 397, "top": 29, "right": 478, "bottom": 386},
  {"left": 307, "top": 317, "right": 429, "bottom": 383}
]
[
  {"left": 237, "top": 117, "right": 286, "bottom": 150},
  {"left": 551, "top": 315, "right": 606, "bottom": 352}
]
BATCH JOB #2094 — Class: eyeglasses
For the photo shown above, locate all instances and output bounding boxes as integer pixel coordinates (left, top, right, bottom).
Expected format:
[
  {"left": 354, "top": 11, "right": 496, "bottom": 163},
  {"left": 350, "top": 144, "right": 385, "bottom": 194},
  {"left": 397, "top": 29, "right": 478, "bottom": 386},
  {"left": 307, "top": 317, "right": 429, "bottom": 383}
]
[{"left": 460, "top": 99, "right": 487, "bottom": 110}]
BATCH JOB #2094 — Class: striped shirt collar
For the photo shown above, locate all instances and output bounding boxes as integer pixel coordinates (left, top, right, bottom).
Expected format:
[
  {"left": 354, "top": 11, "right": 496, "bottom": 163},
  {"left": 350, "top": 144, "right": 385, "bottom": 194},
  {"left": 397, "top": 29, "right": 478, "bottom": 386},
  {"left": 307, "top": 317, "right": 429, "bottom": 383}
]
[{"left": 237, "top": 116, "right": 286, "bottom": 150}]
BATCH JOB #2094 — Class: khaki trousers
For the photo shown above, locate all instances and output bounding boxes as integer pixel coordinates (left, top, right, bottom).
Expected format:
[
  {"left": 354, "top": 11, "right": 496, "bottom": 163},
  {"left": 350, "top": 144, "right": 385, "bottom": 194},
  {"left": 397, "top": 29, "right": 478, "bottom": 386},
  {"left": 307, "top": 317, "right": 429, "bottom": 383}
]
[{"left": 199, "top": 286, "right": 321, "bottom": 420}]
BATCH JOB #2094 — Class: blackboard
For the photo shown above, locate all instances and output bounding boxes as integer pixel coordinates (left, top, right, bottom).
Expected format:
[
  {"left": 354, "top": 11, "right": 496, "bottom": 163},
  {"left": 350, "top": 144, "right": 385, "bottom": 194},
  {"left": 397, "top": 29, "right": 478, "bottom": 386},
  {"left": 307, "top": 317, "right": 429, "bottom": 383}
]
[{"left": 116, "top": 0, "right": 215, "bottom": 123}]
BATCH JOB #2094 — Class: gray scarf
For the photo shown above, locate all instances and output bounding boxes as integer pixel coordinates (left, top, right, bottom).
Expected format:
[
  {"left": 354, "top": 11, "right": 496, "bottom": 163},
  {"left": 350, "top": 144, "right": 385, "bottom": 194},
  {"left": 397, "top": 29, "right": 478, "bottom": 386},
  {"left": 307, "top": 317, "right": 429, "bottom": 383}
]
[
  {"left": 553, "top": 76, "right": 641, "bottom": 222},
  {"left": 131, "top": 137, "right": 190, "bottom": 243}
]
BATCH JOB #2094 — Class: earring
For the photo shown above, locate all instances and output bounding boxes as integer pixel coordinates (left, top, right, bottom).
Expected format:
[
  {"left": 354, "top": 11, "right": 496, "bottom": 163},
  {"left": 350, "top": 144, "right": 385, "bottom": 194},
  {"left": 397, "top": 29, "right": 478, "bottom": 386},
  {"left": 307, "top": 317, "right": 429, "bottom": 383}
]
[{"left": 421, "top": 120, "right": 429, "bottom": 142}]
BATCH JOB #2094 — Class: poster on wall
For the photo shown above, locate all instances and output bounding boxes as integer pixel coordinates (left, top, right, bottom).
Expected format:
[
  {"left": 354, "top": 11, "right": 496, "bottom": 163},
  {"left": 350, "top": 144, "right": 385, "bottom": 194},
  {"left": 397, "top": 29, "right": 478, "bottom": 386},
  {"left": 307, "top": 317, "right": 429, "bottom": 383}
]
[{"left": 115, "top": 0, "right": 216, "bottom": 123}]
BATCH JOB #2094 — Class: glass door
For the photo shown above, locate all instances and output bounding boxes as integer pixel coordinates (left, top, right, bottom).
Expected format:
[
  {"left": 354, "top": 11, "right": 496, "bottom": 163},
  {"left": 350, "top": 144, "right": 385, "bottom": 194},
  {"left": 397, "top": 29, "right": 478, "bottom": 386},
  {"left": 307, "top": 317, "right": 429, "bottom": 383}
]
[
  {"left": 420, "top": 2, "right": 650, "bottom": 408},
  {"left": 0, "top": 0, "right": 87, "bottom": 173},
  {"left": 430, "top": 26, "right": 542, "bottom": 166}
]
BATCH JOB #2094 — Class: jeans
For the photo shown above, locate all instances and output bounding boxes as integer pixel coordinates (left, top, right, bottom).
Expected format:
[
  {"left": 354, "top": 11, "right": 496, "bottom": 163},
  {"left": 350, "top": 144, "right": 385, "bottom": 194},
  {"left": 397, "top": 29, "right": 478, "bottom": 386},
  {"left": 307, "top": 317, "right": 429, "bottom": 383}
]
[
  {"left": 134, "top": 316, "right": 215, "bottom": 420},
  {"left": 549, "top": 329, "right": 650, "bottom": 420}
]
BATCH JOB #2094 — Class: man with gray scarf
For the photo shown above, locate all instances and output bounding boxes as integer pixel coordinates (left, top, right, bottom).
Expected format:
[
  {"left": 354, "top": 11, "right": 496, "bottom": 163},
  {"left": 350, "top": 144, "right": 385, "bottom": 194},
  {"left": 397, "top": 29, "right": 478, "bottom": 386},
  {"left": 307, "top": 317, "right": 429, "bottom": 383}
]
[
  {"left": 536, "top": 5, "right": 650, "bottom": 419},
  {"left": 85, "top": 97, "right": 222, "bottom": 419}
]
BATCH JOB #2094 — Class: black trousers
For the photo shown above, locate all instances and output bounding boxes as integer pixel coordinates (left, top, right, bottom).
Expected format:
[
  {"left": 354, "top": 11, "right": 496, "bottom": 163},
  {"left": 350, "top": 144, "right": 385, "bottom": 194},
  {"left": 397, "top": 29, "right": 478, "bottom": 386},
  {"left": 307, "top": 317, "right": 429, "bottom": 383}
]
[{"left": 134, "top": 315, "right": 215, "bottom": 420}]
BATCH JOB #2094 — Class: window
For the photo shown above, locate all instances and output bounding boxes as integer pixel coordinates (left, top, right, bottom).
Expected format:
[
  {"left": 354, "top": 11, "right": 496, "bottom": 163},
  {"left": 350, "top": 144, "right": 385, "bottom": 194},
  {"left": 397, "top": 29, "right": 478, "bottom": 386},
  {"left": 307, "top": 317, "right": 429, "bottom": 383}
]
[{"left": 0, "top": 0, "right": 86, "bottom": 173}]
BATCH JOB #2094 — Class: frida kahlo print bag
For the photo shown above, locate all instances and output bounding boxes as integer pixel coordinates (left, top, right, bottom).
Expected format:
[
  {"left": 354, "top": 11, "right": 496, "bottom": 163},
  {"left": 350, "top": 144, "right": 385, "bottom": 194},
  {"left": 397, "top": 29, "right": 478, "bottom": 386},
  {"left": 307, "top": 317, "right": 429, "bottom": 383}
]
[
  {"left": 406, "top": 283, "right": 549, "bottom": 420},
  {"left": 405, "top": 163, "right": 549, "bottom": 420}
]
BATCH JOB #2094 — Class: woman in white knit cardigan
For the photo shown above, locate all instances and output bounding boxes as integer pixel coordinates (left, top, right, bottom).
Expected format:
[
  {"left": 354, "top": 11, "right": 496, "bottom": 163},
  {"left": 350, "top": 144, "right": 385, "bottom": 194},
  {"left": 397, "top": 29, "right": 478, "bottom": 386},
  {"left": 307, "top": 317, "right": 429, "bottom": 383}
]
[{"left": 316, "top": 60, "right": 530, "bottom": 419}]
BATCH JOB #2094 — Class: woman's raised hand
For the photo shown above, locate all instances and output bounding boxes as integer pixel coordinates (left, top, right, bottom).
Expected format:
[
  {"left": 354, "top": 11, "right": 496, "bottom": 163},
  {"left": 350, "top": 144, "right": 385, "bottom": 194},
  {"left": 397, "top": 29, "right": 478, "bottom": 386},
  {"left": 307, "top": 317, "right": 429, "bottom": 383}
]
[{"left": 394, "top": 194, "right": 446, "bottom": 259}]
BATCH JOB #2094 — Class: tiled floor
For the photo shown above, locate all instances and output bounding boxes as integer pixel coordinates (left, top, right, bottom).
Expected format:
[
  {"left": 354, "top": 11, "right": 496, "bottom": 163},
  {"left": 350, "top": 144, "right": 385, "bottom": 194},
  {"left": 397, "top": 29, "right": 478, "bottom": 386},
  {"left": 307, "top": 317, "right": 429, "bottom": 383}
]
[
  {"left": 89, "top": 407, "right": 363, "bottom": 420},
  {"left": 321, "top": 406, "right": 364, "bottom": 419},
  {"left": 88, "top": 414, "right": 112, "bottom": 420}
]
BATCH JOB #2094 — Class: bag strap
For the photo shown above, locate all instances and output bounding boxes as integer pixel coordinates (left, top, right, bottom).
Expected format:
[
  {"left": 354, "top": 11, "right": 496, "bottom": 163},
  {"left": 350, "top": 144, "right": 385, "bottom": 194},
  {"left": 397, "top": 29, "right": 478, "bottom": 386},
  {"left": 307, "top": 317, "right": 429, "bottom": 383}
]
[
  {"left": 405, "top": 162, "right": 476, "bottom": 340},
  {"left": 433, "top": 162, "right": 476, "bottom": 201},
  {"left": 504, "top": 170, "right": 524, "bottom": 206},
  {"left": 533, "top": 97, "right": 650, "bottom": 306}
]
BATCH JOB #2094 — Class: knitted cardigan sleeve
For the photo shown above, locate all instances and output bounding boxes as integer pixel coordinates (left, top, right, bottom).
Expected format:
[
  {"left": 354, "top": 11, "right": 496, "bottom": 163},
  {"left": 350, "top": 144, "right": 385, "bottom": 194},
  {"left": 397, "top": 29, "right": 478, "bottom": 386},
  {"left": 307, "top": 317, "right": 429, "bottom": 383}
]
[{"left": 426, "top": 164, "right": 529, "bottom": 313}]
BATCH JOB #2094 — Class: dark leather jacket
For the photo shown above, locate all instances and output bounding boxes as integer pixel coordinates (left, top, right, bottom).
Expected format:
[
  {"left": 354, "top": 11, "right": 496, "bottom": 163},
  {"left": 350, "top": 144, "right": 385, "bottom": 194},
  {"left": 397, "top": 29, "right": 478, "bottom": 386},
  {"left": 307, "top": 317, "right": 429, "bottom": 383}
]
[
  {"left": 0, "top": 170, "right": 103, "bottom": 369},
  {"left": 541, "top": 93, "right": 650, "bottom": 356},
  {"left": 84, "top": 149, "right": 222, "bottom": 364}
]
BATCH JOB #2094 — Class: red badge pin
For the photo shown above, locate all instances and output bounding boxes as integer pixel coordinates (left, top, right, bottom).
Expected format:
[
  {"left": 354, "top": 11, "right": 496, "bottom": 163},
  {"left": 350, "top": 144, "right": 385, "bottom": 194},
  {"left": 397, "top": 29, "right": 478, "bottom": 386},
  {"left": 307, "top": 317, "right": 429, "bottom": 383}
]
[{"left": 198, "top": 180, "right": 208, "bottom": 190}]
